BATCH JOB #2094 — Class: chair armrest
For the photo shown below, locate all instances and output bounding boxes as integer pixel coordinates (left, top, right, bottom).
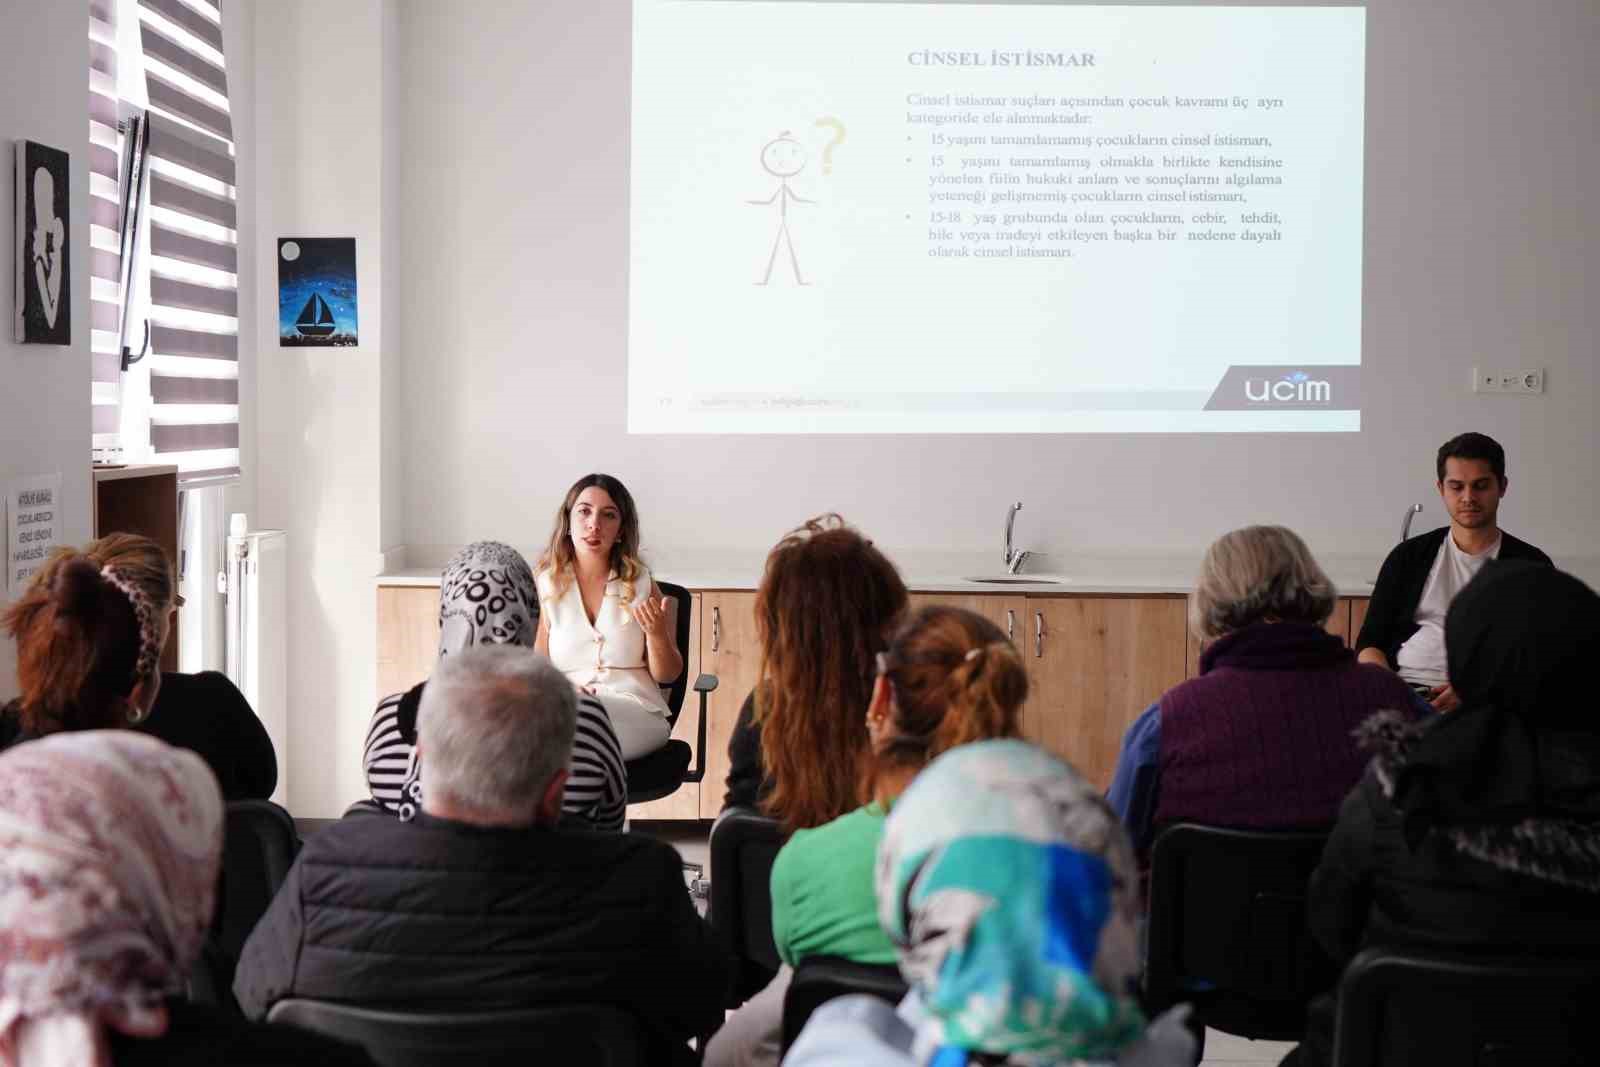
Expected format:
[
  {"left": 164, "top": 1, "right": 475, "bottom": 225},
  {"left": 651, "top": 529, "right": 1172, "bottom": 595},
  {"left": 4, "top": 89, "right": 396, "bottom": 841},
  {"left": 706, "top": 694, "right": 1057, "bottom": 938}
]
[{"left": 683, "top": 675, "right": 718, "bottom": 785}]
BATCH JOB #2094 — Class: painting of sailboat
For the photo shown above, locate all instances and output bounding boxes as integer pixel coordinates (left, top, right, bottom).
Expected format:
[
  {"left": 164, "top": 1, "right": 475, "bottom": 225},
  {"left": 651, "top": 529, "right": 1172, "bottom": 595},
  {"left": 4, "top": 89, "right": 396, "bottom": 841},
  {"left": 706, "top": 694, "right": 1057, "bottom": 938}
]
[
  {"left": 295, "top": 292, "right": 336, "bottom": 337},
  {"left": 278, "top": 237, "right": 357, "bottom": 346}
]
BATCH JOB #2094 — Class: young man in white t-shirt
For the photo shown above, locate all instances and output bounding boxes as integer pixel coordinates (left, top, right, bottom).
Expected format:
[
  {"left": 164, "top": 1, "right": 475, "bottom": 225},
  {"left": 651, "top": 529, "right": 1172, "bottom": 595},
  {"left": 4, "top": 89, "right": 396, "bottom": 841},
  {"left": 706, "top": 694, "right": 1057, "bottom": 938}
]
[{"left": 1355, "top": 432, "right": 1552, "bottom": 711}]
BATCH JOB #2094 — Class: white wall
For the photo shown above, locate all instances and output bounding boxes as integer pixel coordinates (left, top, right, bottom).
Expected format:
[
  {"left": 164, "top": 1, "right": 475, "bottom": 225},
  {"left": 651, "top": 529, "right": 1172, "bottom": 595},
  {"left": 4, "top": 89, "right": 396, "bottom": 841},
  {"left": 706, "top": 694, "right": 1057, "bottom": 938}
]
[
  {"left": 0, "top": 0, "right": 94, "bottom": 698},
  {"left": 397, "top": 0, "right": 1598, "bottom": 568},
  {"left": 241, "top": 0, "right": 1597, "bottom": 812},
  {"left": 251, "top": 0, "right": 402, "bottom": 816}
]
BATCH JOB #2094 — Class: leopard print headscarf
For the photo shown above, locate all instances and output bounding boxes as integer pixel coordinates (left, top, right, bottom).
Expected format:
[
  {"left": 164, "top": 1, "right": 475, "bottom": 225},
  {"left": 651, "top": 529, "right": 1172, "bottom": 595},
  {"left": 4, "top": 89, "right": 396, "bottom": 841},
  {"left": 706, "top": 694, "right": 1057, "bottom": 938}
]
[{"left": 436, "top": 542, "right": 539, "bottom": 657}]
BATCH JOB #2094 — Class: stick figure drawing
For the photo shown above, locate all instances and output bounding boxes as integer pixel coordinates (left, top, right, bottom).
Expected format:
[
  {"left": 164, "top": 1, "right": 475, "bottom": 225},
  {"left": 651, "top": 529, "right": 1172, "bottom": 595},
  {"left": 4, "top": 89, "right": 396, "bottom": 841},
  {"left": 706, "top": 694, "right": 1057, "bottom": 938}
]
[{"left": 747, "top": 132, "right": 814, "bottom": 286}]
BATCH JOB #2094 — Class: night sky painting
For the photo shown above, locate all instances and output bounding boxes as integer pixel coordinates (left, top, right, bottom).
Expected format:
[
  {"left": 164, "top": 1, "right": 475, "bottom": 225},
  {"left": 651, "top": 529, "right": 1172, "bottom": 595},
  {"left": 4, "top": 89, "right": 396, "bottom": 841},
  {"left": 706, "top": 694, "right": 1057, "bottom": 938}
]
[{"left": 278, "top": 237, "right": 358, "bottom": 346}]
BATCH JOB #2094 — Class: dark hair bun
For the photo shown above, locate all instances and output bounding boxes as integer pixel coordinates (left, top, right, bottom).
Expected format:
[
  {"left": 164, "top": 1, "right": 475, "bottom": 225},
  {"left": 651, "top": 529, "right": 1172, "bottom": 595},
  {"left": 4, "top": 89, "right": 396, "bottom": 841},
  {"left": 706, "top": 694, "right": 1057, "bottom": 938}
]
[{"left": 50, "top": 557, "right": 107, "bottom": 624}]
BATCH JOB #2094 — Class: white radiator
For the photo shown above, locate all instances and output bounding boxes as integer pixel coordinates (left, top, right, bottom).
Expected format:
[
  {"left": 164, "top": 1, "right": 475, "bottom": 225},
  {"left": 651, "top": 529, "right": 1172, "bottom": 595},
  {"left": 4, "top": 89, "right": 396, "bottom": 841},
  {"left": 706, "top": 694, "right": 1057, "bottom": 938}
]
[{"left": 225, "top": 526, "right": 288, "bottom": 807}]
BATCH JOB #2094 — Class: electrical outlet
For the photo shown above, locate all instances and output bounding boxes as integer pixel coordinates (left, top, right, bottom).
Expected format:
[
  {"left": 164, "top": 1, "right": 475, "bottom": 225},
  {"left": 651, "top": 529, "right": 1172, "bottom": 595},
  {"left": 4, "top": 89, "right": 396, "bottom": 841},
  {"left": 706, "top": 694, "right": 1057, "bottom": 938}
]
[{"left": 1472, "top": 368, "right": 1544, "bottom": 395}]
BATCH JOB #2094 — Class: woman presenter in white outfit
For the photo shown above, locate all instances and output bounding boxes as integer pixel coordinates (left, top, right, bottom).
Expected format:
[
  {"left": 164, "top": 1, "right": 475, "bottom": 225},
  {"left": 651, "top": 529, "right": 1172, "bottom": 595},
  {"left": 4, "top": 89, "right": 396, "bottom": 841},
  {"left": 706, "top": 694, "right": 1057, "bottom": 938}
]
[{"left": 536, "top": 474, "right": 681, "bottom": 761}]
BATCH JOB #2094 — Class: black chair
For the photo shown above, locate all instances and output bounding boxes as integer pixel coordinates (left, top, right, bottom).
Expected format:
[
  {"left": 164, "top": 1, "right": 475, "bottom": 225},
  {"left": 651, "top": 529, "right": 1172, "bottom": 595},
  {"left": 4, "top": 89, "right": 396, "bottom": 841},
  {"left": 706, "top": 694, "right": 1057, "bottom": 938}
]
[
  {"left": 1333, "top": 947, "right": 1600, "bottom": 1067},
  {"left": 1145, "top": 823, "right": 1334, "bottom": 1050},
  {"left": 219, "top": 800, "right": 301, "bottom": 963},
  {"left": 625, "top": 580, "right": 718, "bottom": 806},
  {"left": 709, "top": 805, "right": 786, "bottom": 1006},
  {"left": 781, "top": 955, "right": 908, "bottom": 1053},
  {"left": 266, "top": 999, "right": 644, "bottom": 1067}
]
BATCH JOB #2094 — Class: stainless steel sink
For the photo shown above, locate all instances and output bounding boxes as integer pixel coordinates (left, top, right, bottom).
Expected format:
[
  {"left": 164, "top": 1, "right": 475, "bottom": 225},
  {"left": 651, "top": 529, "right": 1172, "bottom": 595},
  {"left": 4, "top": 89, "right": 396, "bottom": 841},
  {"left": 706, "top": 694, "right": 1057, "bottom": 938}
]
[{"left": 963, "top": 576, "right": 1064, "bottom": 585}]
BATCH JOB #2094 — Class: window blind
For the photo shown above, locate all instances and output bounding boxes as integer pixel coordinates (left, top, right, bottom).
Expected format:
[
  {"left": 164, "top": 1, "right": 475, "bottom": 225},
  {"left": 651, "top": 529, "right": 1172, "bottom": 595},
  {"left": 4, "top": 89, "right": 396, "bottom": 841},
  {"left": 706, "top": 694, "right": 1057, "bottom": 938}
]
[
  {"left": 88, "top": 0, "right": 124, "bottom": 447},
  {"left": 137, "top": 0, "right": 239, "bottom": 487}
]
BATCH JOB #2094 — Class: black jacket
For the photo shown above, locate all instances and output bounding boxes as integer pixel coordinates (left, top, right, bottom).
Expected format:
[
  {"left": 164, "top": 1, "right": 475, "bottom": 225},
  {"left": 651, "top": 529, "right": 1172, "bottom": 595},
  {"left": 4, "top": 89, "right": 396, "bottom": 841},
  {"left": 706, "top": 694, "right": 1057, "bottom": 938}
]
[
  {"left": 232, "top": 811, "right": 728, "bottom": 1059},
  {"left": 1355, "top": 527, "right": 1551, "bottom": 668},
  {"left": 1309, "top": 765, "right": 1600, "bottom": 967},
  {"left": 109, "top": 998, "right": 373, "bottom": 1066},
  {"left": 723, "top": 691, "right": 771, "bottom": 812},
  {"left": 1286, "top": 718, "right": 1600, "bottom": 1067},
  {"left": 0, "top": 672, "right": 277, "bottom": 802},
  {"left": 139, "top": 672, "right": 279, "bottom": 800}
]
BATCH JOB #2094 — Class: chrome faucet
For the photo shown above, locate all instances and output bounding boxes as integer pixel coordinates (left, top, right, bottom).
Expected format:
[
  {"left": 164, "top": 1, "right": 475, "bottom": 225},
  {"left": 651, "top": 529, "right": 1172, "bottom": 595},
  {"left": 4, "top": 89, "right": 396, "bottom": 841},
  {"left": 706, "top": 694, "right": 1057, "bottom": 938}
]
[
  {"left": 1399, "top": 503, "right": 1424, "bottom": 543},
  {"left": 1003, "top": 502, "right": 1031, "bottom": 574}
]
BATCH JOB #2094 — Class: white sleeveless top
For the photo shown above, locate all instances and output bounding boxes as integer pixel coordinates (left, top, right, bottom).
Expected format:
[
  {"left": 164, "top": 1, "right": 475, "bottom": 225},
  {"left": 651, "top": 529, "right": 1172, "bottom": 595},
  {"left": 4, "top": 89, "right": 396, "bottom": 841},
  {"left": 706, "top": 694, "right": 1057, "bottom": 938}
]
[{"left": 537, "top": 565, "right": 670, "bottom": 720}]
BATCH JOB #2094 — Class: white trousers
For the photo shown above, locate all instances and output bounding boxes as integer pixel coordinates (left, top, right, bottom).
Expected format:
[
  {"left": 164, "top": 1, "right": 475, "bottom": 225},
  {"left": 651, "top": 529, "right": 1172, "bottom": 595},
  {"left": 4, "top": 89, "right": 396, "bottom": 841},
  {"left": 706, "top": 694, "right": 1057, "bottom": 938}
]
[{"left": 594, "top": 692, "right": 672, "bottom": 761}]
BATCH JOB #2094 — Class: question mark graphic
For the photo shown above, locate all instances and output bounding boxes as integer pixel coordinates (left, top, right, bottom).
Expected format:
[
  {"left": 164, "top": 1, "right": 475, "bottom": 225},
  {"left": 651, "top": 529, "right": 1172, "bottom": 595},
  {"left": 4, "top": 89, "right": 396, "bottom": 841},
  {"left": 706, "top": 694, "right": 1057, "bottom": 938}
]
[{"left": 815, "top": 117, "right": 846, "bottom": 176}]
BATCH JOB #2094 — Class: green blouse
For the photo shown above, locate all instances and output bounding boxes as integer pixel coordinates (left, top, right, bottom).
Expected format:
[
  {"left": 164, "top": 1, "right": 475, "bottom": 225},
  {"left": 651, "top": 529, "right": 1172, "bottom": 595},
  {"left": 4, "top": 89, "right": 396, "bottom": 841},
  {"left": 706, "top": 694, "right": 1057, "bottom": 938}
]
[{"left": 770, "top": 802, "right": 897, "bottom": 967}]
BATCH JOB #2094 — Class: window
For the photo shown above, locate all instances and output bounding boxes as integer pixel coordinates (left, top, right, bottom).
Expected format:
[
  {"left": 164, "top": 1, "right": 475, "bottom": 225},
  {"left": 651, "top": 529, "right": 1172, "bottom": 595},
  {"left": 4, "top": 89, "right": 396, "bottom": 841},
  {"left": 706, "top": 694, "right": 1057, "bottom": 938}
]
[{"left": 88, "top": 0, "right": 241, "bottom": 489}]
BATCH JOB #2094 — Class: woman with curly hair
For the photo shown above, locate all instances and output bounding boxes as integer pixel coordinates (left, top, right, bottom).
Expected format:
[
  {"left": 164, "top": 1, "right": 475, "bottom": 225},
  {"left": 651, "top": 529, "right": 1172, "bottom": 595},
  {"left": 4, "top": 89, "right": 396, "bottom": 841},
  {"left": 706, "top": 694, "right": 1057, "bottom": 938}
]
[{"left": 722, "top": 514, "right": 909, "bottom": 834}]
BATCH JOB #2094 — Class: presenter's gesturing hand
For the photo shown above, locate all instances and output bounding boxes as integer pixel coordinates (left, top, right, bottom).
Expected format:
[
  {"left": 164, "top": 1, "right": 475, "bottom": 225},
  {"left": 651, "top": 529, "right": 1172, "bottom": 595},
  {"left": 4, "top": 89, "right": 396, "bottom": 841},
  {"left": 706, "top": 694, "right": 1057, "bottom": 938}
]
[{"left": 633, "top": 590, "right": 684, "bottom": 685}]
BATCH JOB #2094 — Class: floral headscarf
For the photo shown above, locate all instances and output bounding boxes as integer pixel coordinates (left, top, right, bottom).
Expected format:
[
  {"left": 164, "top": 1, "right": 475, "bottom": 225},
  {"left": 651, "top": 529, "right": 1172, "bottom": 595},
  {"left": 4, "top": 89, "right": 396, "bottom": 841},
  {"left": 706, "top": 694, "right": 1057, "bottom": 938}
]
[
  {"left": 0, "top": 731, "right": 222, "bottom": 1066},
  {"left": 876, "top": 739, "right": 1145, "bottom": 1066}
]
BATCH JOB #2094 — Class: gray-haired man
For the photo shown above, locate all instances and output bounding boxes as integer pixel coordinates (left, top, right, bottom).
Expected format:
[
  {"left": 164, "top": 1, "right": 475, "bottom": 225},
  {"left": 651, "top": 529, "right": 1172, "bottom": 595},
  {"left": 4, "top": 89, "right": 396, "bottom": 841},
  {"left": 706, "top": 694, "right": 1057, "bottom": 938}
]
[{"left": 235, "top": 646, "right": 726, "bottom": 1063}]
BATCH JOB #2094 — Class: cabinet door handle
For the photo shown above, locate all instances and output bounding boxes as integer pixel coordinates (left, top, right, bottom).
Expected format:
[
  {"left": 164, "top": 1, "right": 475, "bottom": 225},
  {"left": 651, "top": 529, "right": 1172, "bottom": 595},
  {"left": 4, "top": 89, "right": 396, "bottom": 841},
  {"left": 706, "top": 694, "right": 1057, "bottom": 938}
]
[
  {"left": 1035, "top": 612, "right": 1044, "bottom": 658},
  {"left": 1006, "top": 609, "right": 1015, "bottom": 643},
  {"left": 711, "top": 606, "right": 721, "bottom": 653}
]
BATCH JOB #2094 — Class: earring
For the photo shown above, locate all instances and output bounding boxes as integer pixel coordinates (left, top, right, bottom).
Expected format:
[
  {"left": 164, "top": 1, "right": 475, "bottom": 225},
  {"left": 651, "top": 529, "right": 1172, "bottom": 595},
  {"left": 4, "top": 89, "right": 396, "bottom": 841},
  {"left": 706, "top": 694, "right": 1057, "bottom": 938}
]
[{"left": 126, "top": 703, "right": 145, "bottom": 725}]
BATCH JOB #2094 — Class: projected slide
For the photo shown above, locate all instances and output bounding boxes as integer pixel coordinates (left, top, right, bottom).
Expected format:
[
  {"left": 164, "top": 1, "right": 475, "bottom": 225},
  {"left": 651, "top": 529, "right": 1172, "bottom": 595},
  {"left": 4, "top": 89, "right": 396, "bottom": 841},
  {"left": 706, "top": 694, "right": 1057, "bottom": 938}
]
[{"left": 629, "top": 2, "right": 1365, "bottom": 433}]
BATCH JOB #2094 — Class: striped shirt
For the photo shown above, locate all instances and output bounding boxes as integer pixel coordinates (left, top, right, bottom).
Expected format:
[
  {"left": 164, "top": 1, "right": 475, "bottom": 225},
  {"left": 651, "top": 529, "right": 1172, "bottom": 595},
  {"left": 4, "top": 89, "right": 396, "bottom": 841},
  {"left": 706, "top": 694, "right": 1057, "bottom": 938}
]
[{"left": 362, "top": 685, "right": 628, "bottom": 832}]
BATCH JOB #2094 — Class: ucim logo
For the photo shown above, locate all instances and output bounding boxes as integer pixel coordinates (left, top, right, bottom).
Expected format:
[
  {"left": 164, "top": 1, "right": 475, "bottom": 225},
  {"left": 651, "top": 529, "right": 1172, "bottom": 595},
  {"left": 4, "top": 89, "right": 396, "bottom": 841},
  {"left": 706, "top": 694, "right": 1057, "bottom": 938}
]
[
  {"left": 1202, "top": 365, "right": 1358, "bottom": 411},
  {"left": 1245, "top": 370, "right": 1331, "bottom": 404}
]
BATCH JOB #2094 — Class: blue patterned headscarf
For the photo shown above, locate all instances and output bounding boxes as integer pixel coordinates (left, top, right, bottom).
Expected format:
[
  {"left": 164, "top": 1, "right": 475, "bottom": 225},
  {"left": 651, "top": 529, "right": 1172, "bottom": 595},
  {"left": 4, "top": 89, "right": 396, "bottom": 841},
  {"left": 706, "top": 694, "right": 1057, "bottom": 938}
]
[{"left": 875, "top": 740, "right": 1146, "bottom": 1066}]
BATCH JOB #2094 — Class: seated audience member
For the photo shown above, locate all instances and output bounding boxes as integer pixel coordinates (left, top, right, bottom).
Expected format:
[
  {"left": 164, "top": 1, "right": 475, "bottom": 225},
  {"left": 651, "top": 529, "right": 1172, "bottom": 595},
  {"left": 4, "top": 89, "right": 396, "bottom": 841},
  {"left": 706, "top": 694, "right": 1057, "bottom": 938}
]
[
  {"left": 1282, "top": 561, "right": 1600, "bottom": 1067},
  {"left": 705, "top": 606, "right": 1027, "bottom": 1067},
  {"left": 0, "top": 731, "right": 372, "bottom": 1066},
  {"left": 236, "top": 646, "right": 726, "bottom": 1063},
  {"left": 1356, "top": 431, "right": 1551, "bottom": 711},
  {"left": 723, "top": 514, "right": 909, "bottom": 831},
  {"left": 0, "top": 534, "right": 278, "bottom": 800},
  {"left": 535, "top": 474, "right": 680, "bottom": 761},
  {"left": 1107, "top": 525, "right": 1427, "bottom": 857},
  {"left": 363, "top": 541, "right": 626, "bottom": 829},
  {"left": 785, "top": 739, "right": 1196, "bottom": 1067}
]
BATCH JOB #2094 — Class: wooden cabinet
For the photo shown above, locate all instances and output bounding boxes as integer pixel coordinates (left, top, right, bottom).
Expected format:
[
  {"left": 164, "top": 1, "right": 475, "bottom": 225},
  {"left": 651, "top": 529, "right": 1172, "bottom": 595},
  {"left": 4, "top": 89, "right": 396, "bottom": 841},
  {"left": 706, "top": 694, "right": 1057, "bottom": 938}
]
[
  {"left": 907, "top": 592, "right": 1025, "bottom": 645},
  {"left": 696, "top": 592, "right": 762, "bottom": 819},
  {"left": 93, "top": 464, "right": 180, "bottom": 670},
  {"left": 376, "top": 586, "right": 440, "bottom": 700},
  {"left": 1349, "top": 597, "right": 1371, "bottom": 647},
  {"left": 1021, "top": 596, "right": 1188, "bottom": 791}
]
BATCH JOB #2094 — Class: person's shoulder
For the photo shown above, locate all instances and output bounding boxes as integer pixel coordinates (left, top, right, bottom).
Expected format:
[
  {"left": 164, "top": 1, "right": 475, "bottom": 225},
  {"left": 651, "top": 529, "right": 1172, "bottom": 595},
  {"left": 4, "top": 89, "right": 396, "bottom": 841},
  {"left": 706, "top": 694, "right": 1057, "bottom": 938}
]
[
  {"left": 301, "top": 806, "right": 412, "bottom": 860},
  {"left": 781, "top": 805, "right": 880, "bottom": 868},
  {"left": 1384, "top": 526, "right": 1448, "bottom": 568},
  {"left": 1498, "top": 531, "right": 1553, "bottom": 565},
  {"left": 575, "top": 692, "right": 610, "bottom": 722},
  {"left": 534, "top": 565, "right": 557, "bottom": 595},
  {"left": 561, "top": 821, "right": 683, "bottom": 878}
]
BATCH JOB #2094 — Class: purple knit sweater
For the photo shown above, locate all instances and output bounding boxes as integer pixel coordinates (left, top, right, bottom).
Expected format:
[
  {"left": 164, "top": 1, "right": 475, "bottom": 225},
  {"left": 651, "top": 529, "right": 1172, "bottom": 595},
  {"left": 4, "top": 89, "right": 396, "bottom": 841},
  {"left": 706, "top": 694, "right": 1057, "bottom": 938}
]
[{"left": 1152, "top": 622, "right": 1420, "bottom": 832}]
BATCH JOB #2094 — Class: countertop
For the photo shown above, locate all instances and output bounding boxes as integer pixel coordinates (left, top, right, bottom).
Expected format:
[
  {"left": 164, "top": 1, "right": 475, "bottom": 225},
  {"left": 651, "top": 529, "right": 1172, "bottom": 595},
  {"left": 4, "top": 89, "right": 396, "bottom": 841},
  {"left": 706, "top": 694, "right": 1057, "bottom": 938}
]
[{"left": 375, "top": 548, "right": 1393, "bottom": 597}]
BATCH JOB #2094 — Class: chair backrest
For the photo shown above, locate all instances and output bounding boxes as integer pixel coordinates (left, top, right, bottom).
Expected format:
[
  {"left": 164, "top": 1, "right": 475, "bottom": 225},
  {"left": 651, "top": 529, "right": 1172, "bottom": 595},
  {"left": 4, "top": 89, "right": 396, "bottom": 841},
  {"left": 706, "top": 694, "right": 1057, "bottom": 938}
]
[
  {"left": 266, "top": 999, "right": 644, "bottom": 1067},
  {"left": 219, "top": 800, "right": 300, "bottom": 961},
  {"left": 1145, "top": 822, "right": 1333, "bottom": 1041},
  {"left": 710, "top": 805, "right": 786, "bottom": 1005},
  {"left": 781, "top": 955, "right": 908, "bottom": 1052},
  {"left": 656, "top": 580, "right": 693, "bottom": 725},
  {"left": 1334, "top": 947, "right": 1600, "bottom": 1067}
]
